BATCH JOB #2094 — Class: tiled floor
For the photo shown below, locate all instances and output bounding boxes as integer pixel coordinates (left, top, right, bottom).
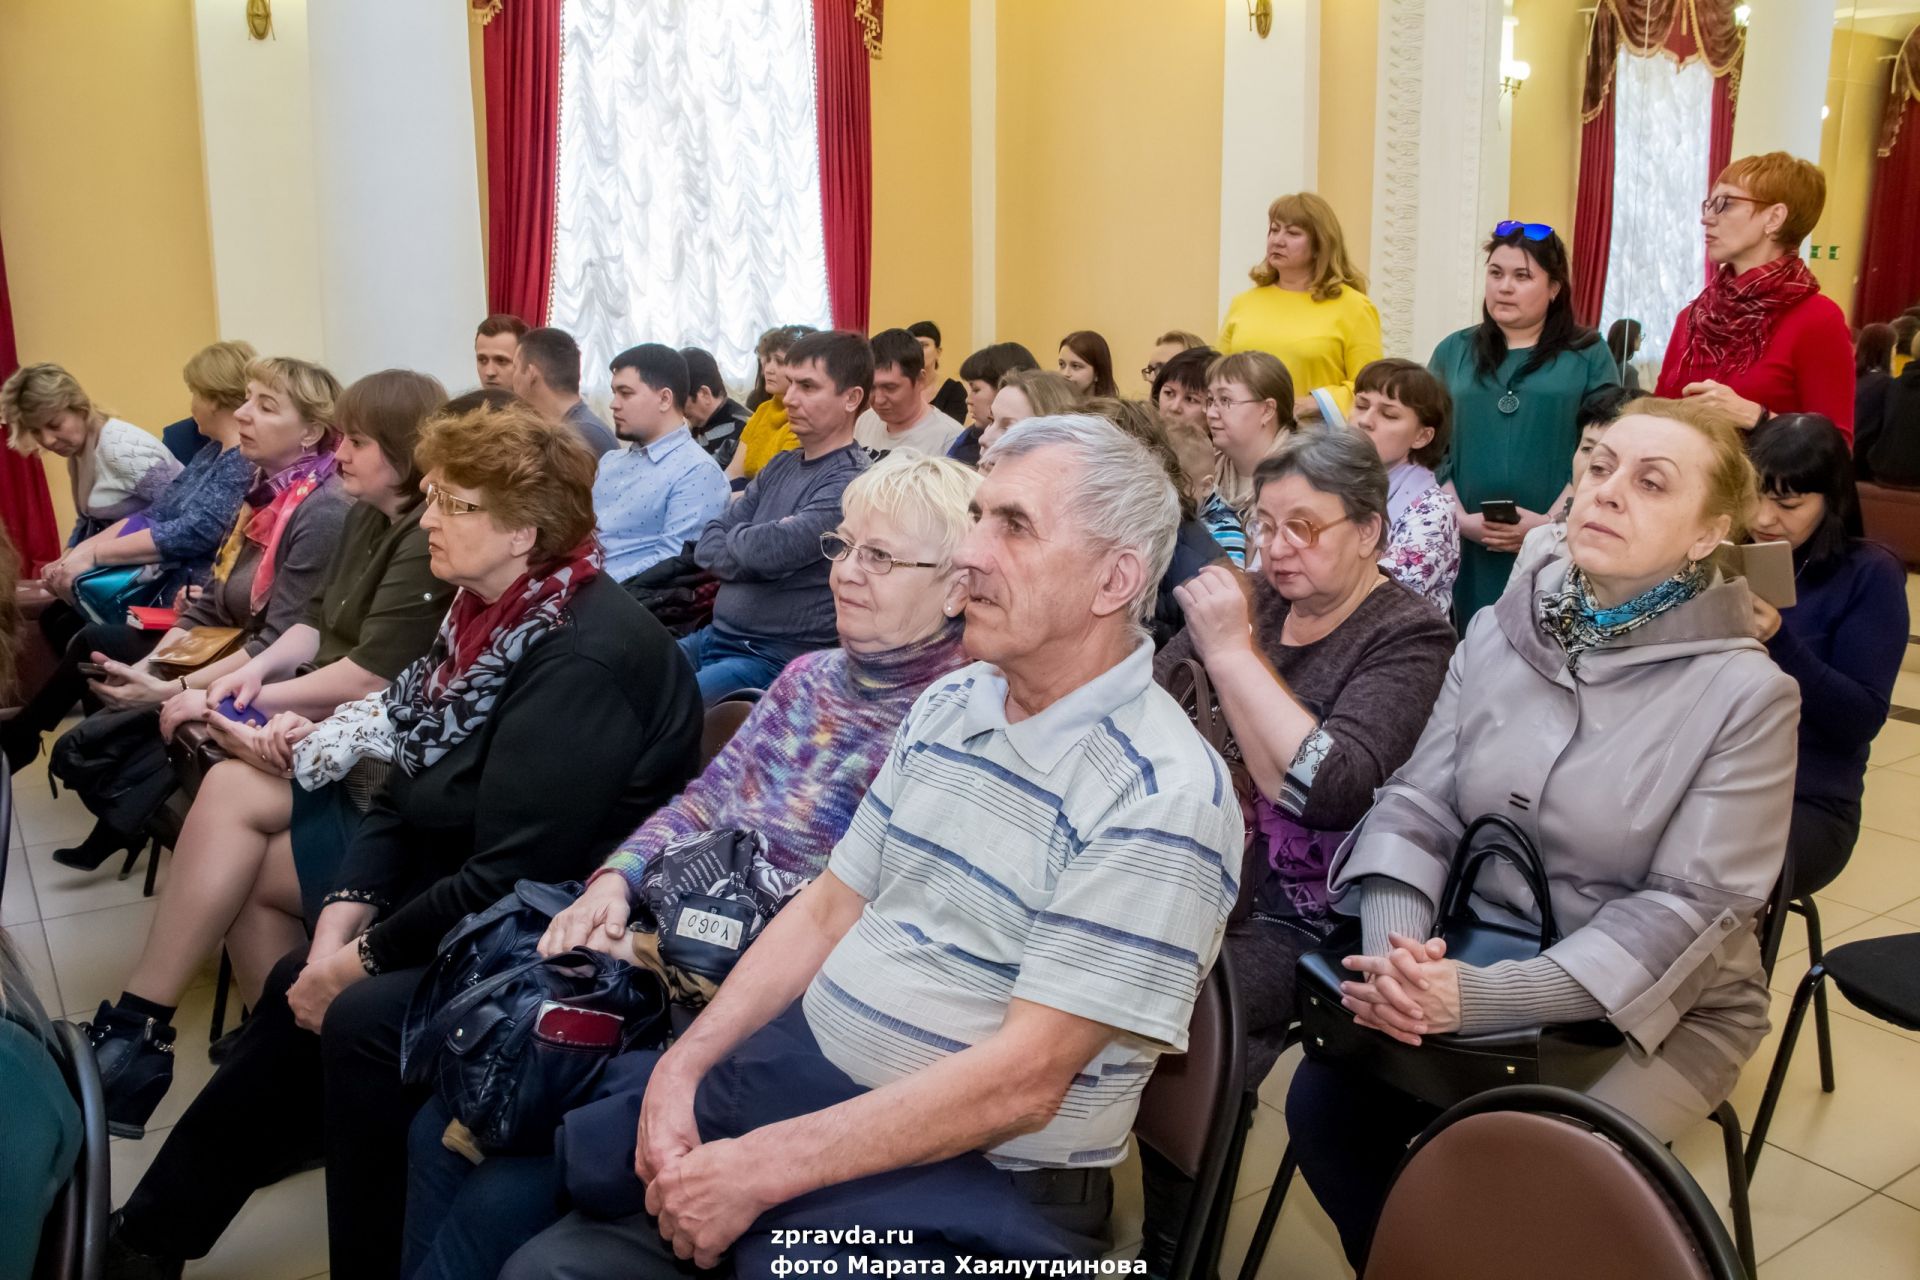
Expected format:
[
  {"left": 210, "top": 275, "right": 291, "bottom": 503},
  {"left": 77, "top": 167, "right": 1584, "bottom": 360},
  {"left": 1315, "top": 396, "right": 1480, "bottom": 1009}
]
[{"left": 11, "top": 653, "right": 1920, "bottom": 1279}]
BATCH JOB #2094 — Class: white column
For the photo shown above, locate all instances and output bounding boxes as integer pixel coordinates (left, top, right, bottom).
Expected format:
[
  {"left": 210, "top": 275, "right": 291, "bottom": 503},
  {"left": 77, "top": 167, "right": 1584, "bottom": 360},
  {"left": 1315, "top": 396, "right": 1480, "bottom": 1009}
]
[
  {"left": 190, "top": 0, "right": 327, "bottom": 358},
  {"left": 1217, "top": 0, "right": 1320, "bottom": 321},
  {"left": 1368, "top": 0, "right": 1507, "bottom": 360},
  {"left": 1731, "top": 0, "right": 1838, "bottom": 163},
  {"left": 970, "top": 0, "right": 996, "bottom": 347},
  {"left": 306, "top": 0, "right": 486, "bottom": 390}
]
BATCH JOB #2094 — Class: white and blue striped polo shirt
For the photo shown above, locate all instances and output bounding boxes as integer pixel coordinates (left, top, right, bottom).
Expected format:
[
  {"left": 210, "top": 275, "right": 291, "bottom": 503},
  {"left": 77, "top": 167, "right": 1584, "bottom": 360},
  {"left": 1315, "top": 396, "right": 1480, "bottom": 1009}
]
[{"left": 802, "top": 641, "right": 1242, "bottom": 1170}]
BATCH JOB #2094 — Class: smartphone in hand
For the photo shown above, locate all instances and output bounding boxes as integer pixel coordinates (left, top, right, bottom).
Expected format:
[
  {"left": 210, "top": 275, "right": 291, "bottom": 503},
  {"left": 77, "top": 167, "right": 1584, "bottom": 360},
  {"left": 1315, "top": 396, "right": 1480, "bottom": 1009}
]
[
  {"left": 1733, "top": 539, "right": 1797, "bottom": 609},
  {"left": 77, "top": 662, "right": 109, "bottom": 678},
  {"left": 1479, "top": 499, "right": 1521, "bottom": 525}
]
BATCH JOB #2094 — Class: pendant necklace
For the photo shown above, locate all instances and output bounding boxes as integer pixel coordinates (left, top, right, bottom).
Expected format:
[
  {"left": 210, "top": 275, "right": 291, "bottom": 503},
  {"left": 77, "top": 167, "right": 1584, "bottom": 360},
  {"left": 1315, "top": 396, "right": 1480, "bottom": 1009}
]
[{"left": 1497, "top": 386, "right": 1521, "bottom": 415}]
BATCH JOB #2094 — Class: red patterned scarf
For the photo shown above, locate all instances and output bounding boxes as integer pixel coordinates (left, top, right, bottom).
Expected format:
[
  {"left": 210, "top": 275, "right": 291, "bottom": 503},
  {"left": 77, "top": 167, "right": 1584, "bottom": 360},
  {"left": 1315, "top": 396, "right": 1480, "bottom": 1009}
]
[
  {"left": 385, "top": 539, "right": 602, "bottom": 775},
  {"left": 1677, "top": 254, "right": 1820, "bottom": 382}
]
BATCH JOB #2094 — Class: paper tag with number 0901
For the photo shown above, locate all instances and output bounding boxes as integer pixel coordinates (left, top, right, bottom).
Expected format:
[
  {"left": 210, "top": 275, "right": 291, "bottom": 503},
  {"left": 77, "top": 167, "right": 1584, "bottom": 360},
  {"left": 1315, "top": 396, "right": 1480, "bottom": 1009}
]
[{"left": 674, "top": 906, "right": 744, "bottom": 950}]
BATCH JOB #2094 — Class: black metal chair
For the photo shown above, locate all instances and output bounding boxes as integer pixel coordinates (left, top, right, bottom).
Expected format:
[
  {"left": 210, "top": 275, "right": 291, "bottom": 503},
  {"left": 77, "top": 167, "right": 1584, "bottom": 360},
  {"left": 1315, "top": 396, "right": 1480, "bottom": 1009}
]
[
  {"left": 1132, "top": 947, "right": 1248, "bottom": 1280},
  {"left": 1746, "top": 928, "right": 1920, "bottom": 1179},
  {"left": 33, "top": 1020, "right": 111, "bottom": 1280},
  {"left": 1, "top": 763, "right": 13, "bottom": 902},
  {"left": 1363, "top": 1086, "right": 1747, "bottom": 1280}
]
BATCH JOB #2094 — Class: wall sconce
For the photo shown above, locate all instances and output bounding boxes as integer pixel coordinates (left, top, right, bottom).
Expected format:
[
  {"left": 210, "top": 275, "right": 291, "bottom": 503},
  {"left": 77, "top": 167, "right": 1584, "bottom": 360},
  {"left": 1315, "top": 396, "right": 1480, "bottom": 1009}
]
[
  {"left": 245, "top": 0, "right": 273, "bottom": 40},
  {"left": 1501, "top": 59, "right": 1531, "bottom": 97},
  {"left": 1734, "top": 4, "right": 1752, "bottom": 28},
  {"left": 1248, "top": 0, "right": 1272, "bottom": 39}
]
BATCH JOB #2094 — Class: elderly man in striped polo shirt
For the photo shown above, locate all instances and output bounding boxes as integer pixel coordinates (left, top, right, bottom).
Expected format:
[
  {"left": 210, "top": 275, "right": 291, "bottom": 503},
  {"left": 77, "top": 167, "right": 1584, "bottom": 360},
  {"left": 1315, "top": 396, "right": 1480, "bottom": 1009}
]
[{"left": 505, "top": 414, "right": 1243, "bottom": 1279}]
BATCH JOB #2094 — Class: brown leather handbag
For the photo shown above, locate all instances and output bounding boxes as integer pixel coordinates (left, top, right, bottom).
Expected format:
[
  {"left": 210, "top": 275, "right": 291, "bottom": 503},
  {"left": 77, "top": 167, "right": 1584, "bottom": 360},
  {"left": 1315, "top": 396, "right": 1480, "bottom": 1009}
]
[{"left": 146, "top": 626, "right": 244, "bottom": 677}]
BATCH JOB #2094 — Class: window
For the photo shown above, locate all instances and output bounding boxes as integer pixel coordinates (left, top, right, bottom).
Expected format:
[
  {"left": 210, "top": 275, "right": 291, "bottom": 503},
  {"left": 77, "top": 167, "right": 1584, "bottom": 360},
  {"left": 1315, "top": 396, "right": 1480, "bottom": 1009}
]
[{"left": 551, "top": 0, "right": 834, "bottom": 401}]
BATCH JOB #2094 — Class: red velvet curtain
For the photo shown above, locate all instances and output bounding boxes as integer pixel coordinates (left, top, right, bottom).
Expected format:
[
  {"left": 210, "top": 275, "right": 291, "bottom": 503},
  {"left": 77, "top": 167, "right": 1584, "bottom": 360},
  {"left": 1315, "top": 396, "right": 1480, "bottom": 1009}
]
[
  {"left": 483, "top": 0, "right": 562, "bottom": 325},
  {"left": 812, "top": 0, "right": 873, "bottom": 333},
  {"left": 1856, "top": 36, "right": 1920, "bottom": 325},
  {"left": 1571, "top": 96, "right": 1616, "bottom": 328},
  {"left": 0, "top": 224, "right": 61, "bottom": 576}
]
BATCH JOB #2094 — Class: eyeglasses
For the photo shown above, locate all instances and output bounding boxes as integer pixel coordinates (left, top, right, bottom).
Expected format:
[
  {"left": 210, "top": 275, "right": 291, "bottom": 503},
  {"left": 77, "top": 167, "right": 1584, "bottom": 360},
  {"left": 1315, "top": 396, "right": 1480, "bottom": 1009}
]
[
  {"left": 1700, "top": 193, "right": 1764, "bottom": 218},
  {"left": 820, "top": 533, "right": 942, "bottom": 575},
  {"left": 1142, "top": 362, "right": 1164, "bottom": 382},
  {"left": 1249, "top": 513, "right": 1351, "bottom": 550},
  {"left": 1206, "top": 395, "right": 1265, "bottom": 412},
  {"left": 423, "top": 481, "right": 486, "bottom": 517},
  {"left": 1492, "top": 220, "right": 1555, "bottom": 241}
]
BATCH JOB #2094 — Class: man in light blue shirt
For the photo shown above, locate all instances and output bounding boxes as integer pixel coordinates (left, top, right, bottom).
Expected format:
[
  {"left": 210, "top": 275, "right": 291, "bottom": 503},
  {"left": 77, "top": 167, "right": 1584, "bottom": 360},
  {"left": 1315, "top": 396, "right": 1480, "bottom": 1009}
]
[{"left": 595, "top": 344, "right": 731, "bottom": 582}]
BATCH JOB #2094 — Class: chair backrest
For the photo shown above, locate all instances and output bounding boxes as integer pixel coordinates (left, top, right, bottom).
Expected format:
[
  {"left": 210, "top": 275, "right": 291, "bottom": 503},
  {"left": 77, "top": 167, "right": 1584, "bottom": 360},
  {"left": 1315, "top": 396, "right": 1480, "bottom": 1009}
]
[
  {"left": 1363, "top": 1085, "right": 1744, "bottom": 1280},
  {"left": 1133, "top": 948, "right": 1246, "bottom": 1279},
  {"left": 34, "top": 1020, "right": 109, "bottom": 1280},
  {"left": 699, "top": 700, "right": 756, "bottom": 770}
]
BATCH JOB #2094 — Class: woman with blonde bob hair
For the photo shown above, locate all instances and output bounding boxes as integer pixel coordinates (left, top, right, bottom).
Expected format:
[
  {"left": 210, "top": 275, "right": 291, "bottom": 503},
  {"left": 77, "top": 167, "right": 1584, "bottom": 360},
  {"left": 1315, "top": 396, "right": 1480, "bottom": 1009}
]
[
  {"left": 391, "top": 452, "right": 979, "bottom": 1280},
  {"left": 1221, "top": 191, "right": 1383, "bottom": 419},
  {"left": 1657, "top": 151, "right": 1855, "bottom": 436},
  {"left": 1286, "top": 396, "right": 1799, "bottom": 1266},
  {"left": 981, "top": 367, "right": 1083, "bottom": 455}
]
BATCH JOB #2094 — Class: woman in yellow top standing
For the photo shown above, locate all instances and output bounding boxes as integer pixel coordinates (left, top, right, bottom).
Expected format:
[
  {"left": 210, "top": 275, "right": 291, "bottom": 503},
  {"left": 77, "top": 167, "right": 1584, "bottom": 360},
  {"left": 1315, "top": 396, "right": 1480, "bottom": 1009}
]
[
  {"left": 1220, "top": 192, "right": 1382, "bottom": 421},
  {"left": 727, "top": 324, "right": 816, "bottom": 486}
]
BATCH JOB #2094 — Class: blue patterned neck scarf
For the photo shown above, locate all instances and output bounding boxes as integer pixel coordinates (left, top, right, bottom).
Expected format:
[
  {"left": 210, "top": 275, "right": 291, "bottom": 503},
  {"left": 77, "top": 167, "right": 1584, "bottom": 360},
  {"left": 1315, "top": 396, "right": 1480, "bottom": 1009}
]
[{"left": 1537, "top": 561, "right": 1707, "bottom": 670}]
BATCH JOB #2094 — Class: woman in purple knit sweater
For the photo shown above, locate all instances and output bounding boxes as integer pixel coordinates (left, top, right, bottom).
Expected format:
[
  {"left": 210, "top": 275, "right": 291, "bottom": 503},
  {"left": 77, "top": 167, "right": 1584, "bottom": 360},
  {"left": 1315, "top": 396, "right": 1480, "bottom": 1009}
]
[{"left": 399, "top": 451, "right": 978, "bottom": 1280}]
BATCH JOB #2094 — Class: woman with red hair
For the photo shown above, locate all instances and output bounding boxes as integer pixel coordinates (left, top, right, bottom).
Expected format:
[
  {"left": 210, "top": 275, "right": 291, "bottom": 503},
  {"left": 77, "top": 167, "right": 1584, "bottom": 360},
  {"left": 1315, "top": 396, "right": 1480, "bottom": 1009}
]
[{"left": 1656, "top": 152, "right": 1855, "bottom": 439}]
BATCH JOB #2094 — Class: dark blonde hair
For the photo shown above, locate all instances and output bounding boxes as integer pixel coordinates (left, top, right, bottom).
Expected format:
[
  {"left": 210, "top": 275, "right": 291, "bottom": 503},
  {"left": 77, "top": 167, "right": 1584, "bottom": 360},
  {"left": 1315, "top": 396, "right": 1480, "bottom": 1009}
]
[
  {"left": 1085, "top": 396, "right": 1196, "bottom": 521},
  {"left": 1716, "top": 152, "right": 1826, "bottom": 245},
  {"left": 1616, "top": 396, "right": 1758, "bottom": 540},
  {"left": 183, "top": 340, "right": 258, "bottom": 412},
  {"left": 415, "top": 400, "right": 597, "bottom": 568},
  {"left": 2, "top": 363, "right": 101, "bottom": 452},
  {"left": 245, "top": 357, "right": 341, "bottom": 434},
  {"left": 998, "top": 368, "right": 1083, "bottom": 418},
  {"left": 1249, "top": 192, "right": 1368, "bottom": 300}
]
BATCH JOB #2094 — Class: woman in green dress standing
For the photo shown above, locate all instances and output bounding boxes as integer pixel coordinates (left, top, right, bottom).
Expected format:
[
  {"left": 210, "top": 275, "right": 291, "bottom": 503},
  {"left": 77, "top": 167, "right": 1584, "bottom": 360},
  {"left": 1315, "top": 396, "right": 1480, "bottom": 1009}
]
[{"left": 1430, "top": 222, "right": 1619, "bottom": 621}]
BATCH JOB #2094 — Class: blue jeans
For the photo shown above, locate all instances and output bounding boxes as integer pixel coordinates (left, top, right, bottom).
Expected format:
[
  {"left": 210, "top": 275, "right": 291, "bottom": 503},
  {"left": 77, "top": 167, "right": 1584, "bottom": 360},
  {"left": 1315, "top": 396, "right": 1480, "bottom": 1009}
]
[
  {"left": 403, "top": 1098, "right": 565, "bottom": 1280},
  {"left": 675, "top": 624, "right": 812, "bottom": 706}
]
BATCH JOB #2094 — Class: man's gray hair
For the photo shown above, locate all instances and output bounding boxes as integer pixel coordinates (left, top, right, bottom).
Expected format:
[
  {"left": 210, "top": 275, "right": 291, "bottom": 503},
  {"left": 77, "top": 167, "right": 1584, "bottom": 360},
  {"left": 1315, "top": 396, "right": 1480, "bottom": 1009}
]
[
  {"left": 984, "top": 413, "right": 1179, "bottom": 624},
  {"left": 1254, "top": 428, "right": 1389, "bottom": 551}
]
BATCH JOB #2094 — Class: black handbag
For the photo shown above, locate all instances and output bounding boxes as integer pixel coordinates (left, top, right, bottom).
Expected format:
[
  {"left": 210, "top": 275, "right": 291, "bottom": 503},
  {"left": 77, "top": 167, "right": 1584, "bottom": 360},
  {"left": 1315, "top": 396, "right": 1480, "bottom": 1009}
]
[
  {"left": 400, "top": 880, "right": 672, "bottom": 1156},
  {"left": 1296, "top": 814, "right": 1626, "bottom": 1110}
]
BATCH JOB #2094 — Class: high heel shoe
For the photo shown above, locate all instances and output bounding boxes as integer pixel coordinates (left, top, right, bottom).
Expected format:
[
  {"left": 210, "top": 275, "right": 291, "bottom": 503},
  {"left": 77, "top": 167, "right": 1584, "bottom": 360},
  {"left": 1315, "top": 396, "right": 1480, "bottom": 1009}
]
[{"left": 51, "top": 820, "right": 143, "bottom": 872}]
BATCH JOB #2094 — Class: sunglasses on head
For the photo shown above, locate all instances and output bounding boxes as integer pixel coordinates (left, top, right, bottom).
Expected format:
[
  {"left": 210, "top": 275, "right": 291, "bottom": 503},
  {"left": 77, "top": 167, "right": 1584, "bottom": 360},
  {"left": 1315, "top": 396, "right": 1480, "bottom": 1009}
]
[{"left": 1493, "top": 220, "right": 1555, "bottom": 241}]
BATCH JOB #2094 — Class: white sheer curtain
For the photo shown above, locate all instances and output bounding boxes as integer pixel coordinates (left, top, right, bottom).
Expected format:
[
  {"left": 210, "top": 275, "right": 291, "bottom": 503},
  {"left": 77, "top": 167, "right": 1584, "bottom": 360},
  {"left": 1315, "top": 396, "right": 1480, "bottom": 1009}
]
[
  {"left": 1599, "top": 52, "right": 1713, "bottom": 384},
  {"left": 552, "top": 0, "right": 834, "bottom": 402}
]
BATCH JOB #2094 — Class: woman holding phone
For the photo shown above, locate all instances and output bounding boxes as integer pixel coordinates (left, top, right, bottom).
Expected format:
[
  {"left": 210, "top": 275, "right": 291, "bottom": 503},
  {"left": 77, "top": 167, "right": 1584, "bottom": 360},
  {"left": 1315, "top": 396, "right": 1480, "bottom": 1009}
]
[
  {"left": 1746, "top": 413, "right": 1907, "bottom": 903},
  {"left": 1429, "top": 222, "right": 1619, "bottom": 622}
]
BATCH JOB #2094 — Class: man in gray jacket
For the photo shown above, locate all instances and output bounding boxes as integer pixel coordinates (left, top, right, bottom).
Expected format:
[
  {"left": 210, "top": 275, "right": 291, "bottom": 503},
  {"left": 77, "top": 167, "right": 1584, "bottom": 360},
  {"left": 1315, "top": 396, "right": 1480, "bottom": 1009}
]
[{"left": 677, "top": 330, "right": 871, "bottom": 704}]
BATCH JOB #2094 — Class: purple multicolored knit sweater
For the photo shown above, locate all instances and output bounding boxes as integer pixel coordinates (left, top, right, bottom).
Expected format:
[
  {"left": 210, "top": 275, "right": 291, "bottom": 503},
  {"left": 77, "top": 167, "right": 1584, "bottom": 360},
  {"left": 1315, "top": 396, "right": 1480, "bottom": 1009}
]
[{"left": 596, "top": 618, "right": 969, "bottom": 894}]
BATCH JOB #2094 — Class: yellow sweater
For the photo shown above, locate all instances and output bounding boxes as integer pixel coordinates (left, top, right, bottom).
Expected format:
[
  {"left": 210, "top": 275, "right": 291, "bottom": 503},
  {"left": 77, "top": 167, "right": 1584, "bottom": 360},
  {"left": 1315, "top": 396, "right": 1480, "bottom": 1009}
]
[
  {"left": 1219, "top": 283, "right": 1383, "bottom": 415},
  {"left": 737, "top": 400, "right": 799, "bottom": 478}
]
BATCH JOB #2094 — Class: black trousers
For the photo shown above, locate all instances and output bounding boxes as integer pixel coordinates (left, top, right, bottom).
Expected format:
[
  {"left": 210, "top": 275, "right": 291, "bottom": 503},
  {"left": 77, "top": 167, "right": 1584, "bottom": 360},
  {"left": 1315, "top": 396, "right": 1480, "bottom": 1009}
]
[
  {"left": 118, "top": 949, "right": 426, "bottom": 1280},
  {"left": 1785, "top": 792, "right": 1862, "bottom": 901}
]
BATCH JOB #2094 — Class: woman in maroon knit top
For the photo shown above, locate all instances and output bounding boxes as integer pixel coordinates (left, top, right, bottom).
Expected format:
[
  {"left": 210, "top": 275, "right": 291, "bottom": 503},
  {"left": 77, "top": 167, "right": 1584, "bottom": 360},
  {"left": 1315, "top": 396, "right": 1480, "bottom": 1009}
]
[{"left": 1657, "top": 151, "right": 1855, "bottom": 441}]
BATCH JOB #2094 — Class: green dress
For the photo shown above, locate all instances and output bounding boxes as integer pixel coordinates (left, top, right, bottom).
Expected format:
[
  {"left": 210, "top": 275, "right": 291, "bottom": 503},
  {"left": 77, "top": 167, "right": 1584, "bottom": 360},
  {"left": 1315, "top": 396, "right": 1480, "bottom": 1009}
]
[{"left": 1429, "top": 329, "right": 1620, "bottom": 622}]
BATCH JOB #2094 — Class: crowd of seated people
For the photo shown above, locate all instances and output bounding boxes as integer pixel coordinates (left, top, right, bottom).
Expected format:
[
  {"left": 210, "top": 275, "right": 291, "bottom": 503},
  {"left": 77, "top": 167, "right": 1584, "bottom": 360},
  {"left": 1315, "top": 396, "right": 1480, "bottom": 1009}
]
[{"left": 5, "top": 144, "right": 1918, "bottom": 1280}]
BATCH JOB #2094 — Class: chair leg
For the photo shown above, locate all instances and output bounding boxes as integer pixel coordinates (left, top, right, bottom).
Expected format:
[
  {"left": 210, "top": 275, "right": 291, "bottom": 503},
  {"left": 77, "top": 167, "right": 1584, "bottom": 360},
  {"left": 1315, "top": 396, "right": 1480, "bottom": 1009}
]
[
  {"left": 1713, "top": 1102, "right": 1758, "bottom": 1279},
  {"left": 1799, "top": 899, "right": 1835, "bottom": 1093},
  {"left": 142, "top": 835, "right": 163, "bottom": 897},
  {"left": 1193, "top": 1093, "right": 1258, "bottom": 1280},
  {"left": 209, "top": 948, "right": 232, "bottom": 1043},
  {"left": 1234, "top": 1142, "right": 1296, "bottom": 1280},
  {"left": 1747, "top": 962, "right": 1828, "bottom": 1181}
]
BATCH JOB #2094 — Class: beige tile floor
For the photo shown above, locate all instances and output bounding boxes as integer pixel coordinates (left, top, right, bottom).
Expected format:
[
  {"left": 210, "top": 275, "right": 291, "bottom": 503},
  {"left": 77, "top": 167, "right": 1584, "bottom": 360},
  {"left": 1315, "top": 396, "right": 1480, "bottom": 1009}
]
[{"left": 11, "top": 657, "right": 1920, "bottom": 1278}]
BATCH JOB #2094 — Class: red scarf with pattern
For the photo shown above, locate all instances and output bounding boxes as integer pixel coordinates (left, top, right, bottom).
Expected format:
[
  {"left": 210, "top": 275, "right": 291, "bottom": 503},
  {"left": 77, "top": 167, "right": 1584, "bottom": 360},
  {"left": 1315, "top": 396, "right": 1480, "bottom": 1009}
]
[{"left": 1676, "top": 254, "right": 1820, "bottom": 383}]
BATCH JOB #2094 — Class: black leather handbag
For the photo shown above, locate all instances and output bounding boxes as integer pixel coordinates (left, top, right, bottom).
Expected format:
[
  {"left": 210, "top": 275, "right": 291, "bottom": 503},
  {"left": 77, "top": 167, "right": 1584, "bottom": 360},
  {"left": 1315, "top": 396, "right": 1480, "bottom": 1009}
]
[
  {"left": 1296, "top": 814, "right": 1626, "bottom": 1110},
  {"left": 400, "top": 880, "right": 671, "bottom": 1156}
]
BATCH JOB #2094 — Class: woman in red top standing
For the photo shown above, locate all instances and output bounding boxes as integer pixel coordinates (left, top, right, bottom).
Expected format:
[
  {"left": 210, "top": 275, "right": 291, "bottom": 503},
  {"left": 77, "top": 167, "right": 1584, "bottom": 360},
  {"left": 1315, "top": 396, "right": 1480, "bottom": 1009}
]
[{"left": 1658, "top": 152, "right": 1855, "bottom": 441}]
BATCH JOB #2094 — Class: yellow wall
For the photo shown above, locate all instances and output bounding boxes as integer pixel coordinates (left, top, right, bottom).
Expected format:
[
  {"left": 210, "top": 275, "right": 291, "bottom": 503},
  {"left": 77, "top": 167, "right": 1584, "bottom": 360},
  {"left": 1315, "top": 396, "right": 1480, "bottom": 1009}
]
[
  {"left": 1510, "top": 0, "right": 1587, "bottom": 253},
  {"left": 869, "top": 1, "right": 974, "bottom": 357},
  {"left": 1320, "top": 0, "right": 1380, "bottom": 277},
  {"left": 1810, "top": 27, "right": 1899, "bottom": 322},
  {"left": 0, "top": 0, "right": 217, "bottom": 533},
  {"left": 996, "top": 1, "right": 1223, "bottom": 395}
]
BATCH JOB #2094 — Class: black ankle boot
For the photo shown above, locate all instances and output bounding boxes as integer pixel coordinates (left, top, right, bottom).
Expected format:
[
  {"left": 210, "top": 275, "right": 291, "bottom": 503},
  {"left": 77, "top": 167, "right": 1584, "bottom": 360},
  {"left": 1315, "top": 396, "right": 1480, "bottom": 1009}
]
[
  {"left": 104, "top": 1211, "right": 185, "bottom": 1280},
  {"left": 51, "top": 821, "right": 142, "bottom": 873},
  {"left": 85, "top": 1002, "right": 176, "bottom": 1139}
]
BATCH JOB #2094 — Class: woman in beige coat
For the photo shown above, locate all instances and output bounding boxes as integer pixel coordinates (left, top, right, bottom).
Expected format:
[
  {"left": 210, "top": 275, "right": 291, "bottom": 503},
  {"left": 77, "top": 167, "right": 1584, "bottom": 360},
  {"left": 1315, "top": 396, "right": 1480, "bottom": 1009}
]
[{"left": 1286, "top": 397, "right": 1800, "bottom": 1266}]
